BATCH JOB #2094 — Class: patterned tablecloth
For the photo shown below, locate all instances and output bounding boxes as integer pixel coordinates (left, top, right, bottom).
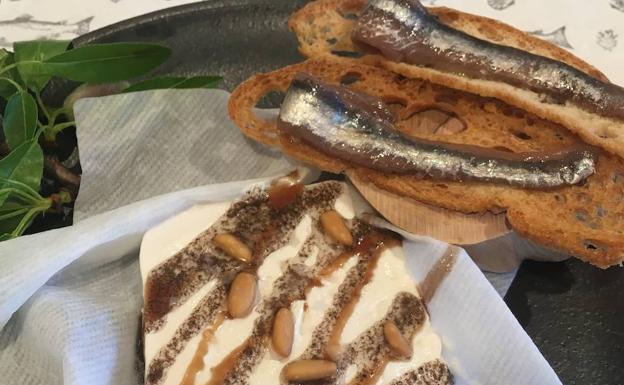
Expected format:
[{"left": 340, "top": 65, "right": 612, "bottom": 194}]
[{"left": 0, "top": 0, "right": 623, "bottom": 85}]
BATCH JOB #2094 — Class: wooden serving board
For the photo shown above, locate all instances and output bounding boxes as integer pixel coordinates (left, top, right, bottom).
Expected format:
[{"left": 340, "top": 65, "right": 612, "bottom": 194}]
[{"left": 347, "top": 171, "right": 510, "bottom": 245}]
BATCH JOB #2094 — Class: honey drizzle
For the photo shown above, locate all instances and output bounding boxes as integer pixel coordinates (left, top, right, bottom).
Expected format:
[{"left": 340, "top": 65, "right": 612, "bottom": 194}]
[
  {"left": 144, "top": 182, "right": 344, "bottom": 385},
  {"left": 147, "top": 180, "right": 455, "bottom": 385},
  {"left": 205, "top": 338, "right": 253, "bottom": 385},
  {"left": 146, "top": 283, "right": 227, "bottom": 385},
  {"left": 339, "top": 293, "right": 426, "bottom": 385},
  {"left": 181, "top": 312, "right": 226, "bottom": 385},
  {"left": 324, "top": 238, "right": 397, "bottom": 360},
  {"left": 201, "top": 227, "right": 379, "bottom": 385},
  {"left": 419, "top": 246, "right": 459, "bottom": 303}
]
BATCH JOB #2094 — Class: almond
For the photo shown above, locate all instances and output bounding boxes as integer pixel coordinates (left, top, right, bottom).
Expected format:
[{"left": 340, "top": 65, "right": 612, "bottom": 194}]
[
  {"left": 227, "top": 272, "right": 257, "bottom": 318},
  {"left": 324, "top": 343, "right": 342, "bottom": 362},
  {"left": 320, "top": 210, "right": 353, "bottom": 246},
  {"left": 272, "top": 308, "right": 294, "bottom": 357},
  {"left": 282, "top": 360, "right": 337, "bottom": 381},
  {"left": 213, "top": 233, "right": 252, "bottom": 263},
  {"left": 383, "top": 321, "right": 413, "bottom": 358}
]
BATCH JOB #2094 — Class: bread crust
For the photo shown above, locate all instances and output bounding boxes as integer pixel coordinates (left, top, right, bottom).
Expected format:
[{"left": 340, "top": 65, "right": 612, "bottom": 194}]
[
  {"left": 288, "top": 0, "right": 624, "bottom": 160},
  {"left": 228, "top": 57, "right": 624, "bottom": 268}
]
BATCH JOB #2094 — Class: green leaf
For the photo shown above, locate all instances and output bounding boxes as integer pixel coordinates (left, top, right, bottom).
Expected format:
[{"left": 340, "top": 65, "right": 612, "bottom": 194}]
[
  {"left": 0, "top": 197, "right": 26, "bottom": 235},
  {"left": 0, "top": 139, "right": 43, "bottom": 191},
  {"left": 0, "top": 188, "right": 49, "bottom": 238},
  {"left": 123, "top": 75, "right": 222, "bottom": 93},
  {"left": 0, "top": 190, "right": 8, "bottom": 209},
  {"left": 13, "top": 40, "right": 70, "bottom": 92},
  {"left": 0, "top": 49, "right": 24, "bottom": 98},
  {"left": 0, "top": 49, "right": 8, "bottom": 67},
  {"left": 0, "top": 200, "right": 28, "bottom": 213},
  {"left": 41, "top": 43, "right": 171, "bottom": 83},
  {"left": 0, "top": 209, "right": 28, "bottom": 235},
  {"left": 3, "top": 91, "right": 38, "bottom": 149}
]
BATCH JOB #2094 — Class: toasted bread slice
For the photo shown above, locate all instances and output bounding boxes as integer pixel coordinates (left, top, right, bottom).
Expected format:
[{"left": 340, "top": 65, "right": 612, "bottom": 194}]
[
  {"left": 287, "top": 0, "right": 624, "bottom": 160},
  {"left": 228, "top": 57, "right": 624, "bottom": 268}
]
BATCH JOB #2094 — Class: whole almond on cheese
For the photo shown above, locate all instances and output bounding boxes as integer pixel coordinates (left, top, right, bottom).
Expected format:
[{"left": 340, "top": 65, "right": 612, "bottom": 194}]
[
  {"left": 272, "top": 307, "right": 295, "bottom": 357},
  {"left": 320, "top": 210, "right": 353, "bottom": 246},
  {"left": 227, "top": 272, "right": 257, "bottom": 318},
  {"left": 213, "top": 233, "right": 252, "bottom": 263},
  {"left": 383, "top": 320, "right": 413, "bottom": 358},
  {"left": 282, "top": 360, "right": 337, "bottom": 381}
]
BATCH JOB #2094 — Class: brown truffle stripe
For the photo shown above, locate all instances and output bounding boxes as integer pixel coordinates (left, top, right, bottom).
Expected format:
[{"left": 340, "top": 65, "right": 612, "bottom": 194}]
[
  {"left": 146, "top": 285, "right": 227, "bottom": 385},
  {"left": 144, "top": 182, "right": 345, "bottom": 385},
  {"left": 388, "top": 360, "right": 453, "bottom": 385},
  {"left": 213, "top": 224, "right": 375, "bottom": 385},
  {"left": 287, "top": 292, "right": 427, "bottom": 385},
  {"left": 211, "top": 233, "right": 420, "bottom": 385}
]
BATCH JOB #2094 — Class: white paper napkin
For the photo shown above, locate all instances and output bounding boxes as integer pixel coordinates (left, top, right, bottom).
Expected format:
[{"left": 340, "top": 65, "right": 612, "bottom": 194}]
[
  {"left": 72, "top": 89, "right": 300, "bottom": 220},
  {"left": 0, "top": 177, "right": 278, "bottom": 385},
  {"left": 0, "top": 178, "right": 561, "bottom": 385}
]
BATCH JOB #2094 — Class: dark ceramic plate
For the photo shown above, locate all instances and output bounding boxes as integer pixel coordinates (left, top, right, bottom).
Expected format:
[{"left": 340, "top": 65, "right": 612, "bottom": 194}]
[{"left": 40, "top": 0, "right": 624, "bottom": 383}]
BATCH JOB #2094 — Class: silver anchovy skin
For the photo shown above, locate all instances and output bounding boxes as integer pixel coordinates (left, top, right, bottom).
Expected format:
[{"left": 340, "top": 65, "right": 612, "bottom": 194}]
[
  {"left": 278, "top": 75, "right": 596, "bottom": 189},
  {"left": 351, "top": 0, "right": 624, "bottom": 120}
]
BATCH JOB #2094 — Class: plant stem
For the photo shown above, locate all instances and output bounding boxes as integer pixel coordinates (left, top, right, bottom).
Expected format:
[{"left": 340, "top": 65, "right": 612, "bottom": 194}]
[
  {"left": 0, "top": 63, "right": 18, "bottom": 76},
  {"left": 0, "top": 60, "right": 44, "bottom": 76},
  {"left": 0, "top": 177, "right": 46, "bottom": 200},
  {"left": 44, "top": 121, "right": 76, "bottom": 141},
  {"left": 35, "top": 91, "right": 53, "bottom": 125},
  {"left": 51, "top": 107, "right": 70, "bottom": 121},
  {"left": 0, "top": 77, "right": 23, "bottom": 93},
  {"left": 0, "top": 207, "right": 30, "bottom": 221},
  {"left": 11, "top": 204, "right": 49, "bottom": 237},
  {"left": 0, "top": 187, "right": 40, "bottom": 204},
  {"left": 43, "top": 155, "right": 81, "bottom": 190}
]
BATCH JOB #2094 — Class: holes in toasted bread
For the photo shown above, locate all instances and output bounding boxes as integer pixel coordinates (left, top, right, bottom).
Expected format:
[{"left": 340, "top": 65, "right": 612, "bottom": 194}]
[
  {"left": 554, "top": 194, "right": 566, "bottom": 204},
  {"left": 501, "top": 106, "right": 515, "bottom": 116},
  {"left": 326, "top": 37, "right": 338, "bottom": 45},
  {"left": 255, "top": 90, "right": 286, "bottom": 109},
  {"left": 575, "top": 209, "right": 601, "bottom": 229},
  {"left": 382, "top": 97, "right": 408, "bottom": 118},
  {"left": 437, "top": 116, "right": 466, "bottom": 135},
  {"left": 596, "top": 207, "right": 606, "bottom": 217},
  {"left": 398, "top": 108, "right": 467, "bottom": 136},
  {"left": 583, "top": 240, "right": 606, "bottom": 251},
  {"left": 394, "top": 74, "right": 408, "bottom": 84},
  {"left": 513, "top": 131, "right": 532, "bottom": 140},
  {"left": 331, "top": 50, "right": 364, "bottom": 58},
  {"left": 575, "top": 210, "right": 589, "bottom": 222},
  {"left": 584, "top": 241, "right": 598, "bottom": 250},
  {"left": 340, "top": 72, "right": 362, "bottom": 86},
  {"left": 612, "top": 170, "right": 624, "bottom": 183}
]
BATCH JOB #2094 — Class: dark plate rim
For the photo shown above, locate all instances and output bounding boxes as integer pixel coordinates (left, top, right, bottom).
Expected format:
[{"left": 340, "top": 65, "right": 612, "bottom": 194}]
[{"left": 74, "top": 0, "right": 282, "bottom": 46}]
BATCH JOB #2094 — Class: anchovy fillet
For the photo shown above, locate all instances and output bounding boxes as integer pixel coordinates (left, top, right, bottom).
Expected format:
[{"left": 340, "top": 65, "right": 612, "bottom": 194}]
[
  {"left": 351, "top": 0, "right": 624, "bottom": 120},
  {"left": 278, "top": 74, "right": 596, "bottom": 189}
]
